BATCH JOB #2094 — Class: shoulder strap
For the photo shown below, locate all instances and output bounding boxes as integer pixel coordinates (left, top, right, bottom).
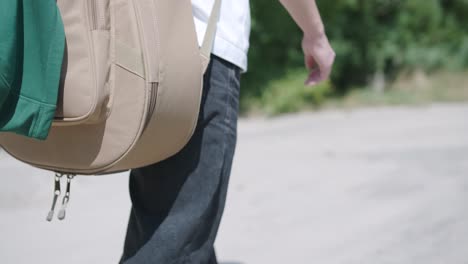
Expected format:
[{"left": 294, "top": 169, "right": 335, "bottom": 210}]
[{"left": 199, "top": 0, "right": 222, "bottom": 73}]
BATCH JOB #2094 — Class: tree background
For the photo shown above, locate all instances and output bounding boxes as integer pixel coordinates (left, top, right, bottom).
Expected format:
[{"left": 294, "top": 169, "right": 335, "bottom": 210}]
[{"left": 241, "top": 0, "right": 468, "bottom": 114}]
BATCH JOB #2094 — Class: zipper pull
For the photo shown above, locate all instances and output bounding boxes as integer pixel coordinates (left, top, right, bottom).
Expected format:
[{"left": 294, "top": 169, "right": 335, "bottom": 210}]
[
  {"left": 58, "top": 174, "right": 75, "bottom": 221},
  {"left": 46, "top": 173, "right": 63, "bottom": 222}
]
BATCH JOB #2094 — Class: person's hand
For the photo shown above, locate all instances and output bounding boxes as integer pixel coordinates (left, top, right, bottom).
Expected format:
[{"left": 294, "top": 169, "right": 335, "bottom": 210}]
[{"left": 302, "top": 32, "right": 335, "bottom": 86}]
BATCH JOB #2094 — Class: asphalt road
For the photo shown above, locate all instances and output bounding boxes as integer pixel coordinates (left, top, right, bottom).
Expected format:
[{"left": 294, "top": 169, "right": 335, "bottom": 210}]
[{"left": 1, "top": 103, "right": 467, "bottom": 264}]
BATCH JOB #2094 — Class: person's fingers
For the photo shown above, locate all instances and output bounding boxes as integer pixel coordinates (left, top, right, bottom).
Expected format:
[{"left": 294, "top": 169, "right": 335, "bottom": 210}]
[
  {"left": 320, "top": 63, "right": 331, "bottom": 80},
  {"left": 302, "top": 35, "right": 335, "bottom": 86},
  {"left": 305, "top": 68, "right": 322, "bottom": 86},
  {"left": 316, "top": 51, "right": 335, "bottom": 80},
  {"left": 305, "top": 54, "right": 316, "bottom": 70}
]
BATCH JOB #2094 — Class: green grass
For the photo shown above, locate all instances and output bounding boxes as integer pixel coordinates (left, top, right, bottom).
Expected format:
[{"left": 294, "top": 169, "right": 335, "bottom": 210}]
[
  {"left": 241, "top": 69, "right": 468, "bottom": 116},
  {"left": 241, "top": 69, "right": 333, "bottom": 116},
  {"left": 327, "top": 70, "right": 468, "bottom": 109}
]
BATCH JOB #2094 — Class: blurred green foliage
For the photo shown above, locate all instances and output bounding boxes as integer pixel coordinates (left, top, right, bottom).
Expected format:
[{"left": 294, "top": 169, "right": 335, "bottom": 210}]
[
  {"left": 259, "top": 69, "right": 332, "bottom": 115},
  {"left": 241, "top": 0, "right": 468, "bottom": 113}
]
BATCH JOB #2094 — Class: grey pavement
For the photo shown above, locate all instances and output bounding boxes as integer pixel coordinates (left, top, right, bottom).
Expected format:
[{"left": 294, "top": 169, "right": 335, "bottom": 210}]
[{"left": 1, "top": 103, "right": 468, "bottom": 264}]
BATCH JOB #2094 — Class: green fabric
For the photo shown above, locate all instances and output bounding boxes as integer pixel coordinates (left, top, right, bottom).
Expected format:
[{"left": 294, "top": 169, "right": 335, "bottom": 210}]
[{"left": 0, "top": 0, "right": 65, "bottom": 140}]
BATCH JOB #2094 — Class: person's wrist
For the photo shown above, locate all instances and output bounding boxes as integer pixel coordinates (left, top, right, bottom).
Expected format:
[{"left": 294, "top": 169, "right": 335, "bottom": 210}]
[{"left": 303, "top": 26, "right": 326, "bottom": 42}]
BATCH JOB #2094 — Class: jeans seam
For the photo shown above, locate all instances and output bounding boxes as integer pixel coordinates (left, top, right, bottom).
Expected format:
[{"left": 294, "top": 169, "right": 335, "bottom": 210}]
[
  {"left": 175, "top": 58, "right": 232, "bottom": 264},
  {"left": 184, "top": 62, "right": 238, "bottom": 264},
  {"left": 224, "top": 67, "right": 233, "bottom": 126}
]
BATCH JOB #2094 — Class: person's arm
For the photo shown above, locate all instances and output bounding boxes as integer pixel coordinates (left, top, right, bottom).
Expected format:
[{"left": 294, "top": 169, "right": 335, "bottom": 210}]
[{"left": 279, "top": 0, "right": 335, "bottom": 86}]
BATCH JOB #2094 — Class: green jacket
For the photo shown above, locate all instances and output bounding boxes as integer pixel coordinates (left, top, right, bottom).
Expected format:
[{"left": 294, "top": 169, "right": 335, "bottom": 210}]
[{"left": 0, "top": 0, "right": 65, "bottom": 140}]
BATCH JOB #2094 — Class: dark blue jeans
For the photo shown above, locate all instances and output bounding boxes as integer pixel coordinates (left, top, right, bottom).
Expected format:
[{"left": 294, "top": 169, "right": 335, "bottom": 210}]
[{"left": 120, "top": 55, "right": 240, "bottom": 264}]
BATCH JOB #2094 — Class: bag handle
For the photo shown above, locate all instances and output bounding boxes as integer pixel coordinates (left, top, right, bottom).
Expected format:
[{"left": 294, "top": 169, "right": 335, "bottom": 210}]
[{"left": 200, "top": 0, "right": 222, "bottom": 73}]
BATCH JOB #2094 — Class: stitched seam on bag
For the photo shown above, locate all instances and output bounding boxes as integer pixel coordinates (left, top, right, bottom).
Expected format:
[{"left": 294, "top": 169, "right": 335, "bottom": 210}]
[{"left": 115, "top": 63, "right": 144, "bottom": 78}]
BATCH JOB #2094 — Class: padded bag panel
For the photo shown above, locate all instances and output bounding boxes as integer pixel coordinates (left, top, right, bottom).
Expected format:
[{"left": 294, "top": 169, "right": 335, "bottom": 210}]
[
  {"left": 0, "top": 71, "right": 147, "bottom": 173},
  {"left": 110, "top": 0, "right": 203, "bottom": 171},
  {"left": 0, "top": 0, "right": 149, "bottom": 174},
  {"left": 54, "top": 0, "right": 111, "bottom": 125},
  {"left": 0, "top": 0, "right": 217, "bottom": 175}
]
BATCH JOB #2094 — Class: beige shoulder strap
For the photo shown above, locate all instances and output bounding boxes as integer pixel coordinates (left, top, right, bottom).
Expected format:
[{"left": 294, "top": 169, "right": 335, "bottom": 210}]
[{"left": 200, "top": 0, "right": 222, "bottom": 73}]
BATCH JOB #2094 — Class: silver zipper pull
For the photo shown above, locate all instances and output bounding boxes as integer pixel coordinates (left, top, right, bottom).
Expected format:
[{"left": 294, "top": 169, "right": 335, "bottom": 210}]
[
  {"left": 58, "top": 174, "right": 75, "bottom": 221},
  {"left": 46, "top": 173, "right": 63, "bottom": 222}
]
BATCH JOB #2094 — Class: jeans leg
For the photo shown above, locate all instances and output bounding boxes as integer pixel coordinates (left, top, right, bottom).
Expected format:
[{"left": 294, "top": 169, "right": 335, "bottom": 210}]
[{"left": 121, "top": 55, "right": 241, "bottom": 264}]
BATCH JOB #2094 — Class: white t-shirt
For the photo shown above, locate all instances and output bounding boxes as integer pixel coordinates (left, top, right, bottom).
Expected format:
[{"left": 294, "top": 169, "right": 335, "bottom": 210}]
[{"left": 192, "top": 0, "right": 251, "bottom": 71}]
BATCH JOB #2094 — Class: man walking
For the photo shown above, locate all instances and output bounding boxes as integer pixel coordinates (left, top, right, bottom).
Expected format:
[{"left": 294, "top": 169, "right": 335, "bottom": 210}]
[{"left": 120, "top": 0, "right": 335, "bottom": 263}]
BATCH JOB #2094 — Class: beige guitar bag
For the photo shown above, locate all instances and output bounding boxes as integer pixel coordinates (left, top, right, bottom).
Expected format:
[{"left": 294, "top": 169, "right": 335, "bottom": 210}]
[{"left": 0, "top": 0, "right": 222, "bottom": 220}]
